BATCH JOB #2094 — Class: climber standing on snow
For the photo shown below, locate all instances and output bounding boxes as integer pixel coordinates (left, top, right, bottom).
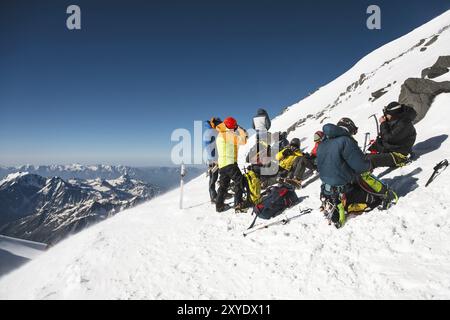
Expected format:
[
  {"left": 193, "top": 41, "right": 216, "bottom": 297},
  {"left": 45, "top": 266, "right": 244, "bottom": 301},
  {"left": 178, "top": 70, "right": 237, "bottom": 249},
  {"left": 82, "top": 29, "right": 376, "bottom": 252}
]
[
  {"left": 252, "top": 108, "right": 271, "bottom": 164},
  {"left": 367, "top": 102, "right": 417, "bottom": 168},
  {"left": 203, "top": 117, "right": 222, "bottom": 203},
  {"left": 215, "top": 117, "right": 248, "bottom": 213}
]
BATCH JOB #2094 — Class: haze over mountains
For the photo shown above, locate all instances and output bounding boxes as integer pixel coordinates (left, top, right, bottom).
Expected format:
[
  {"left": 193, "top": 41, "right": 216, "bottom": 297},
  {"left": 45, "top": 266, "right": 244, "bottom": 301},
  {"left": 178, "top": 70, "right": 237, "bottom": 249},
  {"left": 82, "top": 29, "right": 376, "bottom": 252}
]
[{"left": 0, "top": 165, "right": 203, "bottom": 190}]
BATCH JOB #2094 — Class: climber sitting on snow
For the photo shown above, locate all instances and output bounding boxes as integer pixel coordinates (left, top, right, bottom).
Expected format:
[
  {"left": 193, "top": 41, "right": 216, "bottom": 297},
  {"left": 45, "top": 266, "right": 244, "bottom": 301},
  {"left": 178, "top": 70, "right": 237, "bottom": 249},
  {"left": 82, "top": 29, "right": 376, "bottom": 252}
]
[
  {"left": 275, "top": 138, "right": 308, "bottom": 189},
  {"left": 278, "top": 131, "right": 289, "bottom": 150},
  {"left": 301, "top": 130, "right": 324, "bottom": 173},
  {"left": 317, "top": 118, "right": 398, "bottom": 229},
  {"left": 367, "top": 102, "right": 417, "bottom": 168}
]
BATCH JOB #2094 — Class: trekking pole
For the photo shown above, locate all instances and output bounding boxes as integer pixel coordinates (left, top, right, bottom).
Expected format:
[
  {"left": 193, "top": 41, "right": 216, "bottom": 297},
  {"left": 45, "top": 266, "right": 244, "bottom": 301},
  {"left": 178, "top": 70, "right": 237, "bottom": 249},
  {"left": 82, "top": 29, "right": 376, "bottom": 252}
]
[
  {"left": 369, "top": 114, "right": 380, "bottom": 137},
  {"left": 179, "top": 162, "right": 186, "bottom": 209}
]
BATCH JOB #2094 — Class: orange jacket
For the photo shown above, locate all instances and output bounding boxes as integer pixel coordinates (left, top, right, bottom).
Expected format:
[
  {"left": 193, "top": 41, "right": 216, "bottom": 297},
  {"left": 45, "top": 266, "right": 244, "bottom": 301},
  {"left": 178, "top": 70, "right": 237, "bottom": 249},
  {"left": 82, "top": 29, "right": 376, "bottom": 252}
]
[{"left": 215, "top": 123, "right": 247, "bottom": 168}]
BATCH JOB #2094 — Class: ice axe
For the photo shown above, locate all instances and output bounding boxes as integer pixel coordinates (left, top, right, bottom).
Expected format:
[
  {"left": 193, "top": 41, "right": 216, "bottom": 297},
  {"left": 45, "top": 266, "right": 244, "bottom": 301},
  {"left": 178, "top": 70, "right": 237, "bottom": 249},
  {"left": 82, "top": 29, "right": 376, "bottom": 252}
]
[
  {"left": 363, "top": 132, "right": 370, "bottom": 153},
  {"left": 425, "top": 159, "right": 448, "bottom": 187},
  {"left": 369, "top": 114, "right": 380, "bottom": 137}
]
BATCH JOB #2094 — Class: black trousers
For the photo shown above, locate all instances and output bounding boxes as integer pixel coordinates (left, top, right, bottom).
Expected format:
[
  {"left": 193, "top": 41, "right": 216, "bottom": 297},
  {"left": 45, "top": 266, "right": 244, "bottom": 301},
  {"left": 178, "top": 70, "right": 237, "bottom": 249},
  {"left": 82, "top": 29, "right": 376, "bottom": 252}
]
[
  {"left": 366, "top": 152, "right": 406, "bottom": 169},
  {"left": 285, "top": 156, "right": 315, "bottom": 180},
  {"left": 208, "top": 165, "right": 219, "bottom": 201},
  {"left": 216, "top": 164, "right": 243, "bottom": 209}
]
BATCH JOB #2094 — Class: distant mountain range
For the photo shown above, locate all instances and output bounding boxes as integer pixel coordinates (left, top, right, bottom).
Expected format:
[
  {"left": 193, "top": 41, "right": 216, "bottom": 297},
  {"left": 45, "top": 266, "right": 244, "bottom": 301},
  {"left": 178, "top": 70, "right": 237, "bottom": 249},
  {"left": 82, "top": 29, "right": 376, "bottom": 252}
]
[
  {"left": 0, "top": 172, "right": 160, "bottom": 244},
  {"left": 0, "top": 164, "right": 204, "bottom": 191}
]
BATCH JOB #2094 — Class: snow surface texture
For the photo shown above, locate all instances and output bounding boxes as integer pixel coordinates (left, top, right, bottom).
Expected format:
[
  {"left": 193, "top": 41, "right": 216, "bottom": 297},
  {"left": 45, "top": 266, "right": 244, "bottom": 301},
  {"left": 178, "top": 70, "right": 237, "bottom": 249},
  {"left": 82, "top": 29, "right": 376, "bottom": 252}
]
[{"left": 1, "top": 11, "right": 450, "bottom": 299}]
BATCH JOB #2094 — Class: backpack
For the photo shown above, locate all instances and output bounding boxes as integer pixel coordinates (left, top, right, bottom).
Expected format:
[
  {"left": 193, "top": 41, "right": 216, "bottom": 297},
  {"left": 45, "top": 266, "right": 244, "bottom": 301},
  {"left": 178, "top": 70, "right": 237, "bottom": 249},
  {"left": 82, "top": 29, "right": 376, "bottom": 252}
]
[
  {"left": 243, "top": 169, "right": 261, "bottom": 205},
  {"left": 254, "top": 184, "right": 299, "bottom": 219}
]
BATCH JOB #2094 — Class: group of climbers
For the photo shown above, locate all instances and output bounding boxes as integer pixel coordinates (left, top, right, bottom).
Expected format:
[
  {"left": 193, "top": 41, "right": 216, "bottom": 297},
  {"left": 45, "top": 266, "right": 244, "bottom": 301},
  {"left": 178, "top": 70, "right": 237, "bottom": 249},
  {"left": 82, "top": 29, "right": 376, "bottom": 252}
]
[
  {"left": 202, "top": 101, "right": 417, "bottom": 228},
  {"left": 317, "top": 103, "right": 417, "bottom": 227}
]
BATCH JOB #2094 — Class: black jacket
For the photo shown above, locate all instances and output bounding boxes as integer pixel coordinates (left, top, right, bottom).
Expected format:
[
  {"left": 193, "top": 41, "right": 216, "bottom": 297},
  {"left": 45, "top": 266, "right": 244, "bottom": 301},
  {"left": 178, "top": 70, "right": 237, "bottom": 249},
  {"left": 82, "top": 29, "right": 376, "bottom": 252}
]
[{"left": 377, "top": 105, "right": 417, "bottom": 154}]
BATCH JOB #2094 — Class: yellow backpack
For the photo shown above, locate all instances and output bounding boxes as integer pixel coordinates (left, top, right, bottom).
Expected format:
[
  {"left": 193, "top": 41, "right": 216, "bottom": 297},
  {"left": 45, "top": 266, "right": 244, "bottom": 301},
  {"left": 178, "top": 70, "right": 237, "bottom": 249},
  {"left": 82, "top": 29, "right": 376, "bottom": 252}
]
[{"left": 244, "top": 170, "right": 261, "bottom": 205}]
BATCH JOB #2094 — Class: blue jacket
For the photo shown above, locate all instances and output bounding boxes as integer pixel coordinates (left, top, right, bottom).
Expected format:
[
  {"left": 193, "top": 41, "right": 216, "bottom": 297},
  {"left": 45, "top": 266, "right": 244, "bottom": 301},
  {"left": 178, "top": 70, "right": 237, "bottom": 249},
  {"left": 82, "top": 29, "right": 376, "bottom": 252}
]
[
  {"left": 317, "top": 124, "right": 371, "bottom": 187},
  {"left": 203, "top": 120, "right": 218, "bottom": 162}
]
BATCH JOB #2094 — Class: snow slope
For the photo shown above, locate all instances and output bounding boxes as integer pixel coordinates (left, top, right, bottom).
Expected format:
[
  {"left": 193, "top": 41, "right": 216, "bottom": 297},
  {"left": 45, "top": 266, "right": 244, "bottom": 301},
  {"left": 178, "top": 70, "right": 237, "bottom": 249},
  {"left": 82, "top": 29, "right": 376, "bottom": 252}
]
[
  {"left": 1, "top": 11, "right": 450, "bottom": 299},
  {"left": 0, "top": 235, "right": 47, "bottom": 278}
]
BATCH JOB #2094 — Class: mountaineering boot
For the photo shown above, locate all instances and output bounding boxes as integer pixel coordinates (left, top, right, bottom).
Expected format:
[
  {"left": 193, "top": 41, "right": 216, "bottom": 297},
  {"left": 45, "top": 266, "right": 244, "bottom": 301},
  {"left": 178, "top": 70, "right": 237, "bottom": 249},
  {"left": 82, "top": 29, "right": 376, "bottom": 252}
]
[
  {"left": 392, "top": 152, "right": 411, "bottom": 167},
  {"left": 234, "top": 202, "right": 248, "bottom": 213},
  {"left": 331, "top": 203, "right": 346, "bottom": 228},
  {"left": 379, "top": 189, "right": 398, "bottom": 210},
  {"left": 284, "top": 178, "right": 302, "bottom": 189},
  {"left": 216, "top": 203, "right": 231, "bottom": 213}
]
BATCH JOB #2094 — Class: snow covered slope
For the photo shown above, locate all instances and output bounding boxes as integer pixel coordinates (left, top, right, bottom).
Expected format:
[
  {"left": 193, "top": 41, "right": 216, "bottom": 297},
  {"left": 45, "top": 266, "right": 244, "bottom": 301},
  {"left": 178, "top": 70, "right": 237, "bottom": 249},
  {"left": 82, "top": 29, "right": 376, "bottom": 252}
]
[
  {"left": 0, "top": 235, "right": 47, "bottom": 278},
  {"left": 1, "top": 11, "right": 450, "bottom": 299}
]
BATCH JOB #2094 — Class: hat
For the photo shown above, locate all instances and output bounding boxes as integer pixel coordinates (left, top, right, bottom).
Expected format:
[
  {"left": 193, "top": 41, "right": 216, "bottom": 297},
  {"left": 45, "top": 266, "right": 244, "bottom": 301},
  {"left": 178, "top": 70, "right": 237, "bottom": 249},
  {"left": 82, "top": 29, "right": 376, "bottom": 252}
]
[
  {"left": 314, "top": 131, "right": 324, "bottom": 142},
  {"left": 223, "top": 117, "right": 237, "bottom": 129},
  {"left": 337, "top": 117, "right": 358, "bottom": 135},
  {"left": 289, "top": 138, "right": 301, "bottom": 149},
  {"left": 384, "top": 102, "right": 404, "bottom": 116}
]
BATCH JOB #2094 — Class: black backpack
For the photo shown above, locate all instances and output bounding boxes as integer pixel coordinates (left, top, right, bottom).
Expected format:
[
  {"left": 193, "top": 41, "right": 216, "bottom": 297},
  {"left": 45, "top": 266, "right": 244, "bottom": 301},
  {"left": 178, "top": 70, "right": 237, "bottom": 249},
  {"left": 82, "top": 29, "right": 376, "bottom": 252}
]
[{"left": 254, "top": 184, "right": 299, "bottom": 219}]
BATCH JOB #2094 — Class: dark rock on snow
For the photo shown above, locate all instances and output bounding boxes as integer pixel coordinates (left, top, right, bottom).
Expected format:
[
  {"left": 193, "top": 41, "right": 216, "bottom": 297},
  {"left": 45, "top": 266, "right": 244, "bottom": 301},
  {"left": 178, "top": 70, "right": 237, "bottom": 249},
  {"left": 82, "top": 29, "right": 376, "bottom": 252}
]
[
  {"left": 421, "top": 56, "right": 450, "bottom": 79},
  {"left": 399, "top": 78, "right": 450, "bottom": 123}
]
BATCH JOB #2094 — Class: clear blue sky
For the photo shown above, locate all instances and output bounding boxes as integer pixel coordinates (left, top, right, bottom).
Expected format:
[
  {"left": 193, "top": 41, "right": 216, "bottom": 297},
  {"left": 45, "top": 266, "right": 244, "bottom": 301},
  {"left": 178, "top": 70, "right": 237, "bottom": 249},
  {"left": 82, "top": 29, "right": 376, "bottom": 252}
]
[{"left": 1, "top": 0, "right": 449, "bottom": 166}]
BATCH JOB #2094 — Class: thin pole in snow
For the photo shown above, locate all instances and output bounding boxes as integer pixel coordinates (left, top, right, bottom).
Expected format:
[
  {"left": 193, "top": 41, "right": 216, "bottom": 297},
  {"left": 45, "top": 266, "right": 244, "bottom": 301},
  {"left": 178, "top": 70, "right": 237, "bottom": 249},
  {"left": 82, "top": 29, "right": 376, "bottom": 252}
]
[{"left": 180, "top": 162, "right": 186, "bottom": 209}]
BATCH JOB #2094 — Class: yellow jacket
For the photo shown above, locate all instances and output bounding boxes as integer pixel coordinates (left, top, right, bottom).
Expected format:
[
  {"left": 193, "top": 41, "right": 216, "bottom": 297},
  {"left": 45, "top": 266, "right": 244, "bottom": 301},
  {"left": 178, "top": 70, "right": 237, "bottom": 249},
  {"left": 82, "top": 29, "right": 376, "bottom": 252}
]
[
  {"left": 216, "top": 123, "right": 247, "bottom": 169},
  {"left": 276, "top": 147, "right": 303, "bottom": 171}
]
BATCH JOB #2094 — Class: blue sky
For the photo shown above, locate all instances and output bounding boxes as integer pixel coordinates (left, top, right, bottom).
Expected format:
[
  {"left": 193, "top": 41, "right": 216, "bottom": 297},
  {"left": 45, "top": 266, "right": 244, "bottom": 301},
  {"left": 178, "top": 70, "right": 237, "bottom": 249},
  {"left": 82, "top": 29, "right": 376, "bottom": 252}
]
[{"left": 1, "top": 0, "right": 449, "bottom": 166}]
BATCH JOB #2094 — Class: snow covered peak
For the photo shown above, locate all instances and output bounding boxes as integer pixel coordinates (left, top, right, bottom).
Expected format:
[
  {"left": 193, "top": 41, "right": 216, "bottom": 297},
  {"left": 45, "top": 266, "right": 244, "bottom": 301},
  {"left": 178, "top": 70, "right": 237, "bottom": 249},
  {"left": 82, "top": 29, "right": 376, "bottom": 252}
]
[
  {"left": 0, "top": 171, "right": 30, "bottom": 184},
  {"left": 65, "top": 164, "right": 84, "bottom": 171},
  {"left": 0, "top": 172, "right": 47, "bottom": 189},
  {"left": 108, "top": 174, "right": 131, "bottom": 185}
]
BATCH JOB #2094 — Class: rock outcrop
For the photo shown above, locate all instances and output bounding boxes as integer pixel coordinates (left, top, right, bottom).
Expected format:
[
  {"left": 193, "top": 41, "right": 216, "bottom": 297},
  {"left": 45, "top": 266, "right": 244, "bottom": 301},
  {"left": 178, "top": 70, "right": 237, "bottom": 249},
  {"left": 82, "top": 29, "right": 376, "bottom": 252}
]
[
  {"left": 421, "top": 56, "right": 450, "bottom": 79},
  {"left": 399, "top": 78, "right": 450, "bottom": 123}
]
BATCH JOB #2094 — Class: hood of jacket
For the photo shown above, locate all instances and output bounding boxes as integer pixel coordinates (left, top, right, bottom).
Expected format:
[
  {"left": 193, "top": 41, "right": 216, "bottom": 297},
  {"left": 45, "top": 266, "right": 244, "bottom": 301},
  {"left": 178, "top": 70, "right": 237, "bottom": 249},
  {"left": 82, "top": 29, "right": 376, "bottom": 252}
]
[
  {"left": 322, "top": 123, "right": 352, "bottom": 139},
  {"left": 257, "top": 108, "right": 268, "bottom": 116},
  {"left": 399, "top": 105, "right": 417, "bottom": 122}
]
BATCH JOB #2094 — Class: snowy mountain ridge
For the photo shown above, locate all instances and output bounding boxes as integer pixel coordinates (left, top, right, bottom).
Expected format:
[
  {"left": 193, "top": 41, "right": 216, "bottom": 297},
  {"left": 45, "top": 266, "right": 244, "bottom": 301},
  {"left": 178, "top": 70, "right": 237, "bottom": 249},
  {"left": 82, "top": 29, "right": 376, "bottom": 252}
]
[
  {"left": 0, "top": 164, "right": 204, "bottom": 191},
  {"left": 0, "top": 173, "right": 160, "bottom": 245},
  {"left": 1, "top": 10, "right": 450, "bottom": 299}
]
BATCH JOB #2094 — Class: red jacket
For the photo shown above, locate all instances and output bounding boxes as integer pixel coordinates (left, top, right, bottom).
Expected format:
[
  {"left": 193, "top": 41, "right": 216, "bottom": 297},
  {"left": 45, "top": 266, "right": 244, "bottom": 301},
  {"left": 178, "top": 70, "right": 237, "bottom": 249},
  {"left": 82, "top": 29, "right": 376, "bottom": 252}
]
[{"left": 311, "top": 142, "right": 320, "bottom": 157}]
